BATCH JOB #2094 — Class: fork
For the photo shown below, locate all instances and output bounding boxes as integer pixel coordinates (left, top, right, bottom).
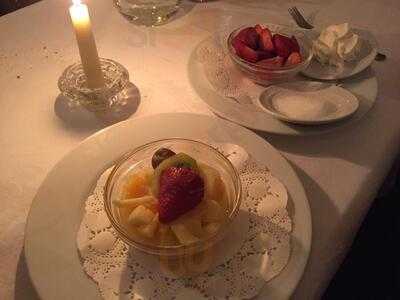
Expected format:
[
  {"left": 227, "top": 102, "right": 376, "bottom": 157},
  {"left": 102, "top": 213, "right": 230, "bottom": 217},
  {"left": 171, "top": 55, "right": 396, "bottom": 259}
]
[{"left": 288, "top": 6, "right": 386, "bottom": 61}]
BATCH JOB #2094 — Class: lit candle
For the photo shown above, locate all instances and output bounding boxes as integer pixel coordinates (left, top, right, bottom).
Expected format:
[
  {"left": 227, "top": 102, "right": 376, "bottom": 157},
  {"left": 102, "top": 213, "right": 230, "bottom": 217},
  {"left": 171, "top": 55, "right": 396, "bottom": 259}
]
[{"left": 69, "top": 0, "right": 104, "bottom": 88}]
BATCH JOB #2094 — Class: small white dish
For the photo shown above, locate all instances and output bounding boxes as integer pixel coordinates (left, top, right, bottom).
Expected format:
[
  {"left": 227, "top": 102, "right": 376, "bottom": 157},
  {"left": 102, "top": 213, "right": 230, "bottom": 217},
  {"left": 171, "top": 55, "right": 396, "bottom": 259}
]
[
  {"left": 302, "top": 28, "right": 378, "bottom": 80},
  {"left": 258, "top": 81, "right": 359, "bottom": 125}
]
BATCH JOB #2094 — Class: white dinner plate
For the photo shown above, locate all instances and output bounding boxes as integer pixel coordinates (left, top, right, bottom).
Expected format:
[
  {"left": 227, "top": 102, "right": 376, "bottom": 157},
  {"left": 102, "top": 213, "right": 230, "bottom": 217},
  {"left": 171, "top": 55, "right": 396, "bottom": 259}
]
[
  {"left": 258, "top": 81, "right": 359, "bottom": 125},
  {"left": 188, "top": 40, "right": 378, "bottom": 136},
  {"left": 25, "top": 113, "right": 311, "bottom": 300},
  {"left": 302, "top": 28, "right": 378, "bottom": 80}
]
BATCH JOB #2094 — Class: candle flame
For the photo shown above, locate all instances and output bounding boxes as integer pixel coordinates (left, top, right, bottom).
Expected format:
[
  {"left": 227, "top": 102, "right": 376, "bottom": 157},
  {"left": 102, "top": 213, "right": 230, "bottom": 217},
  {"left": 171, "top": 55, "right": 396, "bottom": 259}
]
[{"left": 72, "top": 0, "right": 81, "bottom": 5}]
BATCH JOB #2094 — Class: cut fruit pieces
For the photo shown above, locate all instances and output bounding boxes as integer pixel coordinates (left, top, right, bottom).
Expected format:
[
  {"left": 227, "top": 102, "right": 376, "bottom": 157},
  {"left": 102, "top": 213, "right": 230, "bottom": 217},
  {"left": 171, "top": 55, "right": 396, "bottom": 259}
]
[
  {"left": 128, "top": 205, "right": 155, "bottom": 226},
  {"left": 273, "top": 34, "right": 295, "bottom": 59},
  {"left": 158, "top": 224, "right": 178, "bottom": 245},
  {"left": 235, "top": 27, "right": 259, "bottom": 50},
  {"left": 203, "top": 222, "right": 221, "bottom": 236},
  {"left": 232, "top": 39, "right": 259, "bottom": 63},
  {"left": 113, "top": 195, "right": 156, "bottom": 209},
  {"left": 259, "top": 28, "right": 275, "bottom": 52},
  {"left": 254, "top": 24, "right": 263, "bottom": 35},
  {"left": 285, "top": 52, "right": 302, "bottom": 66},
  {"left": 202, "top": 200, "right": 224, "bottom": 223},
  {"left": 257, "top": 56, "right": 285, "bottom": 68},
  {"left": 171, "top": 223, "right": 200, "bottom": 245},
  {"left": 136, "top": 214, "right": 159, "bottom": 238},
  {"left": 124, "top": 172, "right": 149, "bottom": 198}
]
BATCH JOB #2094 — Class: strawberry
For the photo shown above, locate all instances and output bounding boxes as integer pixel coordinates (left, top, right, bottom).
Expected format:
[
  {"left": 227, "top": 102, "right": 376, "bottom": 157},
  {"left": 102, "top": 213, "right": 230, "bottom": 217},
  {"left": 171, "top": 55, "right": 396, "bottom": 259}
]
[
  {"left": 257, "top": 56, "right": 284, "bottom": 68},
  {"left": 285, "top": 52, "right": 302, "bottom": 66},
  {"left": 234, "top": 27, "right": 259, "bottom": 49},
  {"left": 256, "top": 50, "right": 275, "bottom": 60},
  {"left": 272, "top": 34, "right": 294, "bottom": 59},
  {"left": 291, "top": 36, "right": 300, "bottom": 52},
  {"left": 259, "top": 28, "right": 274, "bottom": 52},
  {"left": 254, "top": 24, "right": 263, "bottom": 35},
  {"left": 232, "top": 39, "right": 259, "bottom": 63},
  {"left": 158, "top": 167, "right": 204, "bottom": 223}
]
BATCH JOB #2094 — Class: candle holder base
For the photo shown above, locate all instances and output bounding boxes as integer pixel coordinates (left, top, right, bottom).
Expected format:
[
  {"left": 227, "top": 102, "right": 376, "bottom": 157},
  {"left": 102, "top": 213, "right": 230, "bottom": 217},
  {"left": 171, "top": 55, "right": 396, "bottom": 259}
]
[{"left": 58, "top": 58, "right": 135, "bottom": 114}]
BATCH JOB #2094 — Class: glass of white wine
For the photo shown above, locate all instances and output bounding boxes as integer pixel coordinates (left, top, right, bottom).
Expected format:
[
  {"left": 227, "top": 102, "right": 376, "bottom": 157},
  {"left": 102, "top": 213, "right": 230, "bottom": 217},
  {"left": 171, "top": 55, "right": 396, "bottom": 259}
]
[{"left": 114, "top": 0, "right": 181, "bottom": 26}]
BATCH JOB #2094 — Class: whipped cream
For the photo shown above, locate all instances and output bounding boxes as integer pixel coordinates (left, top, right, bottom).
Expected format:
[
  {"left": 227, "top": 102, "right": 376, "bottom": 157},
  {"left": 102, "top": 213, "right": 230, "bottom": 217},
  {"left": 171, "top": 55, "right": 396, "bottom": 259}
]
[{"left": 313, "top": 23, "right": 362, "bottom": 66}]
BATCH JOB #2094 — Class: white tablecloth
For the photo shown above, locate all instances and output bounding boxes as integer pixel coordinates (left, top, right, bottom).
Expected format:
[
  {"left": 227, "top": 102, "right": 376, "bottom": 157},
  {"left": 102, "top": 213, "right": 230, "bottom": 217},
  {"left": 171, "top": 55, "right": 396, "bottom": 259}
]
[{"left": 1, "top": 0, "right": 399, "bottom": 299}]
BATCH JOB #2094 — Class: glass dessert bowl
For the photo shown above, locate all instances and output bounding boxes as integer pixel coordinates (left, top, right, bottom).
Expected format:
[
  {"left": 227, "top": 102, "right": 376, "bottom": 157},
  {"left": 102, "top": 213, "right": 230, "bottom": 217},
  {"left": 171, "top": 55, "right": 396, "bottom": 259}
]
[
  {"left": 227, "top": 23, "right": 313, "bottom": 85},
  {"left": 104, "top": 138, "right": 242, "bottom": 257}
]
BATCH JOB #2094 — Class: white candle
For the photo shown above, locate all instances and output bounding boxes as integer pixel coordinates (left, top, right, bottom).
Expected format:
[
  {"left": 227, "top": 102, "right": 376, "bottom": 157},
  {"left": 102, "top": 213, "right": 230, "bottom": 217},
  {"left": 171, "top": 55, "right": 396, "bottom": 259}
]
[{"left": 69, "top": 0, "right": 104, "bottom": 89}]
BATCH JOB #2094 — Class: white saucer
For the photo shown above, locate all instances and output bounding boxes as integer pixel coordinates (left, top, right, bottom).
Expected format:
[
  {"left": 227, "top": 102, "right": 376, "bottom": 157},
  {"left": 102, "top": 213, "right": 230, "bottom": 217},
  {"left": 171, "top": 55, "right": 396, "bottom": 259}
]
[
  {"left": 25, "top": 113, "right": 311, "bottom": 300},
  {"left": 302, "top": 28, "right": 378, "bottom": 80},
  {"left": 258, "top": 81, "right": 359, "bottom": 125}
]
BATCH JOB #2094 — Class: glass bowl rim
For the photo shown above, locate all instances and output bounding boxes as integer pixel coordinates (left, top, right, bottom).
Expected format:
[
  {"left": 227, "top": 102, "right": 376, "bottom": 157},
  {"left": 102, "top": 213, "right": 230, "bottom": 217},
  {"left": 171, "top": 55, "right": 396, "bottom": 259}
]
[
  {"left": 227, "top": 23, "right": 314, "bottom": 72},
  {"left": 103, "top": 138, "right": 243, "bottom": 255}
]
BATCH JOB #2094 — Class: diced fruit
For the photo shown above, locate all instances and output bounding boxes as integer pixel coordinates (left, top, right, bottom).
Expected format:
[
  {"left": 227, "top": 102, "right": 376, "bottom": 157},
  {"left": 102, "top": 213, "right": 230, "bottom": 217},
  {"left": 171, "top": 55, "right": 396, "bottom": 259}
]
[
  {"left": 257, "top": 50, "right": 275, "bottom": 60},
  {"left": 176, "top": 216, "right": 203, "bottom": 237},
  {"left": 234, "top": 27, "right": 259, "bottom": 49},
  {"left": 257, "top": 56, "right": 285, "bottom": 68},
  {"left": 128, "top": 205, "right": 155, "bottom": 226},
  {"left": 151, "top": 148, "right": 176, "bottom": 169},
  {"left": 273, "top": 34, "right": 295, "bottom": 58},
  {"left": 232, "top": 39, "right": 259, "bottom": 63},
  {"left": 114, "top": 195, "right": 156, "bottom": 209},
  {"left": 171, "top": 223, "right": 200, "bottom": 245},
  {"left": 254, "top": 24, "right": 263, "bottom": 35},
  {"left": 202, "top": 200, "right": 224, "bottom": 223},
  {"left": 285, "top": 52, "right": 302, "bottom": 66},
  {"left": 199, "top": 164, "right": 227, "bottom": 207},
  {"left": 199, "top": 164, "right": 219, "bottom": 199},
  {"left": 158, "top": 224, "right": 178, "bottom": 245},
  {"left": 124, "top": 173, "right": 149, "bottom": 198},
  {"left": 158, "top": 167, "right": 204, "bottom": 223},
  {"left": 203, "top": 222, "right": 221, "bottom": 236},
  {"left": 136, "top": 214, "right": 159, "bottom": 238},
  {"left": 151, "top": 153, "right": 199, "bottom": 196},
  {"left": 291, "top": 36, "right": 300, "bottom": 52},
  {"left": 259, "top": 28, "right": 274, "bottom": 52},
  {"left": 235, "top": 27, "right": 251, "bottom": 42}
]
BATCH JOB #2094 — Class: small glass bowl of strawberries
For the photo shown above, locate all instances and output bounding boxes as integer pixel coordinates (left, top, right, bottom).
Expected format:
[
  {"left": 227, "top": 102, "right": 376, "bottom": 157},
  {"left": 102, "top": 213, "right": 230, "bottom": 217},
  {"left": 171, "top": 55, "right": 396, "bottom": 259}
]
[
  {"left": 104, "top": 139, "right": 242, "bottom": 258},
  {"left": 227, "top": 23, "right": 313, "bottom": 85}
]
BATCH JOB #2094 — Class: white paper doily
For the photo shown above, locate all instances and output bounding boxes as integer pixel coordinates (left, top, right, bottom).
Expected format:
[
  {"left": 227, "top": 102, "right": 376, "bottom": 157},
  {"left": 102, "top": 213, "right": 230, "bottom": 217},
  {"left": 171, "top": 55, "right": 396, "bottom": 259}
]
[
  {"left": 77, "top": 143, "right": 292, "bottom": 300},
  {"left": 196, "top": 33, "right": 265, "bottom": 109}
]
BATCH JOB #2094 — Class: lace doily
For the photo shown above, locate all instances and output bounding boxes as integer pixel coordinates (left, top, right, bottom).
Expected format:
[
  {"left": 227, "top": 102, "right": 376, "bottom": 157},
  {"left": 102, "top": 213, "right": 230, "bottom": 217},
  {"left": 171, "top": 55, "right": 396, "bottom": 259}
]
[
  {"left": 196, "top": 34, "right": 265, "bottom": 108},
  {"left": 77, "top": 143, "right": 292, "bottom": 300}
]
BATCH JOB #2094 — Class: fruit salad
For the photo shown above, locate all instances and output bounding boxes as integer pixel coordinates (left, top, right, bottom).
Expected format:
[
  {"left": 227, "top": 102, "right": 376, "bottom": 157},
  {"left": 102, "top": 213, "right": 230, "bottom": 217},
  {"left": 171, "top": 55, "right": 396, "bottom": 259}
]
[
  {"left": 113, "top": 148, "right": 229, "bottom": 246},
  {"left": 231, "top": 24, "right": 303, "bottom": 67}
]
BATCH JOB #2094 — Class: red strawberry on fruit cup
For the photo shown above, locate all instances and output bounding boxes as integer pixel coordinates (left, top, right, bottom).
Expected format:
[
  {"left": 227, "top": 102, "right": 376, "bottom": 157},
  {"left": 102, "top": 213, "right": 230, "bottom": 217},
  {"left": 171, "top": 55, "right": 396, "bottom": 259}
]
[
  {"left": 232, "top": 39, "right": 259, "bottom": 63},
  {"left": 257, "top": 56, "right": 285, "bottom": 68},
  {"left": 259, "top": 28, "right": 274, "bottom": 52},
  {"left": 285, "top": 52, "right": 302, "bottom": 67},
  {"left": 158, "top": 167, "right": 204, "bottom": 223},
  {"left": 272, "top": 34, "right": 294, "bottom": 59}
]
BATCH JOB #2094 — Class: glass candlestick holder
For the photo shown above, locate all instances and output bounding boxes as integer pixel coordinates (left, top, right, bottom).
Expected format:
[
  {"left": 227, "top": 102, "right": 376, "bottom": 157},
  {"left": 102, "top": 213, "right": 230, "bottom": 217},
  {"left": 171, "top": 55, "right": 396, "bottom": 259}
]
[{"left": 58, "top": 58, "right": 132, "bottom": 113}]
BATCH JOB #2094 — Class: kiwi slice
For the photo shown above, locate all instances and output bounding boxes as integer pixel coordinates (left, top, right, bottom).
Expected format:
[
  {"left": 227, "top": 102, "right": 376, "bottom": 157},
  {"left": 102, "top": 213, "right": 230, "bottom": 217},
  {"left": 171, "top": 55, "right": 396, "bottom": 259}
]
[{"left": 151, "top": 153, "right": 199, "bottom": 196}]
